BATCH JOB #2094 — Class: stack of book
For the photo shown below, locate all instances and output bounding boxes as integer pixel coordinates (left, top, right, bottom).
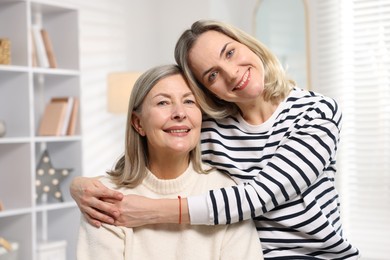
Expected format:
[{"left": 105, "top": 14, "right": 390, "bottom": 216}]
[
  {"left": 38, "top": 96, "right": 79, "bottom": 136},
  {"left": 31, "top": 25, "right": 57, "bottom": 68}
]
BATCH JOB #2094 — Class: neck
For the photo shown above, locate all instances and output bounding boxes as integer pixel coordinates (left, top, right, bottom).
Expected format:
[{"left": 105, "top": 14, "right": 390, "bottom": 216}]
[
  {"left": 148, "top": 154, "right": 190, "bottom": 180},
  {"left": 237, "top": 96, "right": 280, "bottom": 125}
]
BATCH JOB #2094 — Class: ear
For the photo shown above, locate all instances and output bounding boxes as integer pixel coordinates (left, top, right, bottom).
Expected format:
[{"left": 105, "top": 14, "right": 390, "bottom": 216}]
[{"left": 131, "top": 112, "right": 145, "bottom": 136}]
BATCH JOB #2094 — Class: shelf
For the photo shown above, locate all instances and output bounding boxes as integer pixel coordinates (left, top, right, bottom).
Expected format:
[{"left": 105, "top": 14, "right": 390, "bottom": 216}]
[
  {"left": 35, "top": 201, "right": 76, "bottom": 212},
  {"left": 0, "top": 207, "right": 32, "bottom": 218},
  {"left": 0, "top": 65, "right": 29, "bottom": 72},
  {"left": 0, "top": 1, "right": 81, "bottom": 259}
]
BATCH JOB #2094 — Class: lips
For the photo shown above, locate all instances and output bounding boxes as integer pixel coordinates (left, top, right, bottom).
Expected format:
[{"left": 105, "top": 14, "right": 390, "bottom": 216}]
[
  {"left": 164, "top": 126, "right": 190, "bottom": 134},
  {"left": 165, "top": 129, "right": 190, "bottom": 133},
  {"left": 234, "top": 69, "right": 250, "bottom": 91}
]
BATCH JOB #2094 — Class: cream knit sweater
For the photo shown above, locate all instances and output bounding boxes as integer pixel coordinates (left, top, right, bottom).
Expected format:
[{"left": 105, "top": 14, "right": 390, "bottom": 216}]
[{"left": 77, "top": 163, "right": 263, "bottom": 260}]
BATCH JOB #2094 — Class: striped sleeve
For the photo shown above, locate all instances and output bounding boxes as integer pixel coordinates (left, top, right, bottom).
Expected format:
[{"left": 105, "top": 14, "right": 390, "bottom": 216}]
[{"left": 194, "top": 96, "right": 343, "bottom": 225}]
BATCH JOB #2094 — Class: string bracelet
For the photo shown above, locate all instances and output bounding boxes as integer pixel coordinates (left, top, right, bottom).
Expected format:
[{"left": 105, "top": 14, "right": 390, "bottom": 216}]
[{"left": 178, "top": 195, "right": 182, "bottom": 224}]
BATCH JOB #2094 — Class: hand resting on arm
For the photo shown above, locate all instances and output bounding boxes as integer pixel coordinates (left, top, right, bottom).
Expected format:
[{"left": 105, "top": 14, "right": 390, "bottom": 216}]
[{"left": 70, "top": 176, "right": 190, "bottom": 227}]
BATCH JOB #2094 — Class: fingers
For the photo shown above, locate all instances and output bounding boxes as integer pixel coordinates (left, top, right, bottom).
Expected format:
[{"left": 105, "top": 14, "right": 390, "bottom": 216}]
[
  {"left": 99, "top": 186, "right": 123, "bottom": 201},
  {"left": 83, "top": 213, "right": 102, "bottom": 228},
  {"left": 84, "top": 206, "right": 115, "bottom": 226},
  {"left": 70, "top": 176, "right": 122, "bottom": 224},
  {"left": 80, "top": 194, "right": 119, "bottom": 220}
]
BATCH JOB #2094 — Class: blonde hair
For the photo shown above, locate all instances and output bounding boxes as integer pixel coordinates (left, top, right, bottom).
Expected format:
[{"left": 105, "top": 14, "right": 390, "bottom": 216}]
[
  {"left": 107, "top": 64, "right": 206, "bottom": 188},
  {"left": 175, "top": 19, "right": 294, "bottom": 119}
]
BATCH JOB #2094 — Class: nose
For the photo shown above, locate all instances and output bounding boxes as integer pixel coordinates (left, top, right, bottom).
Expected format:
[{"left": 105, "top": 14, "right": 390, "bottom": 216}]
[
  {"left": 172, "top": 104, "right": 187, "bottom": 120},
  {"left": 224, "top": 63, "right": 239, "bottom": 81}
]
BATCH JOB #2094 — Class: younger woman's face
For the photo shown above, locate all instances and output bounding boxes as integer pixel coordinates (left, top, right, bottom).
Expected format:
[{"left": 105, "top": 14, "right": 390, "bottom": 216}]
[
  {"left": 188, "top": 30, "right": 265, "bottom": 105},
  {"left": 132, "top": 74, "right": 202, "bottom": 160}
]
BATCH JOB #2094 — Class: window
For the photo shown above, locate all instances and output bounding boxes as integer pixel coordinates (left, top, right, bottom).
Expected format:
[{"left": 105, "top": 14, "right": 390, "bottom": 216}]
[{"left": 314, "top": 0, "right": 390, "bottom": 259}]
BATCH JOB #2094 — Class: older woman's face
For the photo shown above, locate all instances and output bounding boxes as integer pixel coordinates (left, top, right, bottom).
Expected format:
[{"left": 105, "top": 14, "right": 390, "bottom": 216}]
[
  {"left": 132, "top": 74, "right": 202, "bottom": 159},
  {"left": 188, "top": 30, "right": 265, "bottom": 105}
]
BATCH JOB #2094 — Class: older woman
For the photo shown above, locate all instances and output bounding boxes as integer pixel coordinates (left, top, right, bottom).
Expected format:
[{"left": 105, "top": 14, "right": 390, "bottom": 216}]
[{"left": 76, "top": 64, "right": 263, "bottom": 260}]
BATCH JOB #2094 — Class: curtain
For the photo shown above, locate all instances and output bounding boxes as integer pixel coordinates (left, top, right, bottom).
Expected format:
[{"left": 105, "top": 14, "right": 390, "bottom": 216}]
[{"left": 314, "top": 0, "right": 390, "bottom": 259}]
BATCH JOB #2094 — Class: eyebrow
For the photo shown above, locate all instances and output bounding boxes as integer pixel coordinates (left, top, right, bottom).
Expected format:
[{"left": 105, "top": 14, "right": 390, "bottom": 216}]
[
  {"left": 152, "top": 91, "right": 194, "bottom": 100},
  {"left": 201, "top": 42, "right": 232, "bottom": 80}
]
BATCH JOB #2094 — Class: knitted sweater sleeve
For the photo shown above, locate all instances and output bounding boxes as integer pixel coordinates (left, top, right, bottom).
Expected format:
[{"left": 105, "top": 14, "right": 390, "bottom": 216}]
[
  {"left": 189, "top": 97, "right": 342, "bottom": 225},
  {"left": 77, "top": 217, "right": 127, "bottom": 259}
]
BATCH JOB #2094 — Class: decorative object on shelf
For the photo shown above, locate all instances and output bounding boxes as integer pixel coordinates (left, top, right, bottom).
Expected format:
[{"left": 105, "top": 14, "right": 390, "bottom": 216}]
[
  {"left": 0, "top": 38, "right": 11, "bottom": 65},
  {"left": 0, "top": 237, "right": 12, "bottom": 252},
  {"left": 35, "top": 150, "right": 72, "bottom": 203},
  {"left": 0, "top": 237, "right": 18, "bottom": 260},
  {"left": 0, "top": 200, "right": 3, "bottom": 211},
  {"left": 107, "top": 72, "right": 142, "bottom": 113},
  {"left": 0, "top": 120, "right": 5, "bottom": 137}
]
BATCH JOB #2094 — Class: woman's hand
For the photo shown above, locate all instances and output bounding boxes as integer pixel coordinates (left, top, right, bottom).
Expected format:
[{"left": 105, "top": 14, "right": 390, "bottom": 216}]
[{"left": 70, "top": 176, "right": 123, "bottom": 227}]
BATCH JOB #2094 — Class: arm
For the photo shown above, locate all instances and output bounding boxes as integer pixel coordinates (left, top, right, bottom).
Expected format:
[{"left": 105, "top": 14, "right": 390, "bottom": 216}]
[
  {"left": 70, "top": 176, "right": 191, "bottom": 228},
  {"left": 113, "top": 194, "right": 191, "bottom": 227},
  {"left": 70, "top": 176, "right": 123, "bottom": 227},
  {"left": 197, "top": 99, "right": 342, "bottom": 225}
]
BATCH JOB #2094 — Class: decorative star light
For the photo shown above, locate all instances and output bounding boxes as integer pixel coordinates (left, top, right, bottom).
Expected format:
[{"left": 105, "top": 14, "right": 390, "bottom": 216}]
[{"left": 35, "top": 150, "right": 72, "bottom": 203}]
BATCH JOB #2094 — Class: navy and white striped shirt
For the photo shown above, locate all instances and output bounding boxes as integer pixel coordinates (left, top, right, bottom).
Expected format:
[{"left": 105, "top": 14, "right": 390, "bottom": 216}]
[{"left": 190, "top": 88, "right": 360, "bottom": 259}]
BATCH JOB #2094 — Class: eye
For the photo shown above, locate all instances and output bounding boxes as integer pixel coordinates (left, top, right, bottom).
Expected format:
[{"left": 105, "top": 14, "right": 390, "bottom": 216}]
[
  {"left": 184, "top": 98, "right": 196, "bottom": 105},
  {"left": 208, "top": 71, "right": 218, "bottom": 83},
  {"left": 226, "top": 49, "right": 235, "bottom": 59},
  {"left": 157, "top": 100, "right": 169, "bottom": 106}
]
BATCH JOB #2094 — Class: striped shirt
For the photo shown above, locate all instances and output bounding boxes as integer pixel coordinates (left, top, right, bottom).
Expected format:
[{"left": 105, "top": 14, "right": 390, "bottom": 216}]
[{"left": 189, "top": 88, "right": 360, "bottom": 259}]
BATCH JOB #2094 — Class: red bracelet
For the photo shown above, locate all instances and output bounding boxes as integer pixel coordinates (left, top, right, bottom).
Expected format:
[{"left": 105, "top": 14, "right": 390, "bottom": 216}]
[{"left": 178, "top": 195, "right": 182, "bottom": 224}]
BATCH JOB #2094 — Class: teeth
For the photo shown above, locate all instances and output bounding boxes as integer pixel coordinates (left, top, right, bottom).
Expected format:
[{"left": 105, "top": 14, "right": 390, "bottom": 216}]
[
  {"left": 167, "top": 129, "right": 189, "bottom": 133},
  {"left": 236, "top": 70, "right": 249, "bottom": 89}
]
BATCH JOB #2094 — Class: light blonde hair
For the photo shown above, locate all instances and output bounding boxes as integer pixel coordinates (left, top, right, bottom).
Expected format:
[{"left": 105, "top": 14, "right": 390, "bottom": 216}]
[
  {"left": 107, "top": 64, "right": 206, "bottom": 188},
  {"left": 175, "top": 19, "right": 294, "bottom": 119}
]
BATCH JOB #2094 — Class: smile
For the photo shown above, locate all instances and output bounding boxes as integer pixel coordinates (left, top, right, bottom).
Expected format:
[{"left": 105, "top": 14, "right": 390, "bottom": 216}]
[
  {"left": 234, "top": 69, "right": 250, "bottom": 91},
  {"left": 165, "top": 129, "right": 190, "bottom": 133}
]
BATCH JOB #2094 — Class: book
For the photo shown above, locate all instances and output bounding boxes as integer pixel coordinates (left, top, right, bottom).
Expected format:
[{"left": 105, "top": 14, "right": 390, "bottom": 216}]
[
  {"left": 38, "top": 101, "right": 67, "bottom": 136},
  {"left": 41, "top": 29, "right": 57, "bottom": 68},
  {"left": 66, "top": 97, "right": 79, "bottom": 135},
  {"left": 51, "top": 96, "right": 79, "bottom": 135},
  {"left": 31, "top": 25, "right": 49, "bottom": 68},
  {"left": 30, "top": 31, "right": 38, "bottom": 67},
  {"left": 51, "top": 97, "right": 74, "bottom": 135}
]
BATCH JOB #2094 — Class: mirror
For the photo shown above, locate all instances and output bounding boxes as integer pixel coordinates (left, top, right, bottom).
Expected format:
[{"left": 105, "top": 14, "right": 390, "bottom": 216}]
[{"left": 253, "top": 0, "right": 310, "bottom": 89}]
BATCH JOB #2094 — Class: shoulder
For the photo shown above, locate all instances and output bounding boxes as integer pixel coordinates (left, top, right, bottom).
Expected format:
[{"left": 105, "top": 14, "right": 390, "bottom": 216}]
[
  {"left": 287, "top": 88, "right": 341, "bottom": 121},
  {"left": 99, "top": 175, "right": 118, "bottom": 190}
]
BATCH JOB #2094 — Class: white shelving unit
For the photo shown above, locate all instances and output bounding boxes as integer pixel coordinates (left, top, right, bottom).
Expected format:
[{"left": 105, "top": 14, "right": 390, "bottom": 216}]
[{"left": 0, "top": 0, "right": 82, "bottom": 259}]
